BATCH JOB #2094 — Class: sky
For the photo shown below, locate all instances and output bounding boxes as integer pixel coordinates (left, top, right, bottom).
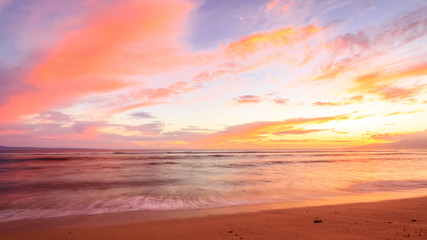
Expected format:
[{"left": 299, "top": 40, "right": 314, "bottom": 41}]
[{"left": 0, "top": 0, "right": 426, "bottom": 149}]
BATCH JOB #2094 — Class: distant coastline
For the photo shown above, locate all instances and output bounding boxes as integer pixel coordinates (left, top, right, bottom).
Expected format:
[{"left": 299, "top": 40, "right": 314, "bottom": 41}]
[
  {"left": 1, "top": 144, "right": 427, "bottom": 152},
  {"left": 0, "top": 145, "right": 98, "bottom": 151}
]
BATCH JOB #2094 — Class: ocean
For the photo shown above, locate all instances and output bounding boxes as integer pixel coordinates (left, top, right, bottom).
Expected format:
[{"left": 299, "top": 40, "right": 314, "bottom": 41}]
[{"left": 0, "top": 149, "right": 426, "bottom": 222}]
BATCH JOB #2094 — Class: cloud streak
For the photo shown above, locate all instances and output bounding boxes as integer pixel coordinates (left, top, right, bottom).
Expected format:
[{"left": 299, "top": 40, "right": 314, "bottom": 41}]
[
  {"left": 316, "top": 6, "right": 427, "bottom": 81},
  {"left": 351, "top": 62, "right": 427, "bottom": 100},
  {"left": 195, "top": 114, "right": 350, "bottom": 146},
  {"left": 0, "top": 0, "right": 194, "bottom": 122},
  {"left": 233, "top": 95, "right": 262, "bottom": 104}
]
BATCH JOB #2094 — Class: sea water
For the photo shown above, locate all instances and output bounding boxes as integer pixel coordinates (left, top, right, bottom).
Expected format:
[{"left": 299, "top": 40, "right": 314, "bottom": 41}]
[{"left": 0, "top": 149, "right": 426, "bottom": 222}]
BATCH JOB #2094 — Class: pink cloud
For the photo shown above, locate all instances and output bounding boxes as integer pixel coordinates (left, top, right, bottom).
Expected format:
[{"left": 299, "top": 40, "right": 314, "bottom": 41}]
[
  {"left": 266, "top": 0, "right": 279, "bottom": 12},
  {"left": 0, "top": 130, "right": 27, "bottom": 136},
  {"left": 281, "top": 2, "right": 293, "bottom": 12},
  {"left": 313, "top": 101, "right": 342, "bottom": 106},
  {"left": 37, "top": 110, "right": 73, "bottom": 122},
  {"left": 266, "top": 0, "right": 293, "bottom": 13},
  {"left": 192, "top": 61, "right": 243, "bottom": 85},
  {"left": 317, "top": 6, "right": 427, "bottom": 81},
  {"left": 233, "top": 95, "right": 262, "bottom": 104},
  {"left": 0, "top": 120, "right": 109, "bottom": 147},
  {"left": 272, "top": 98, "right": 289, "bottom": 105},
  {"left": 0, "top": 0, "right": 194, "bottom": 122},
  {"left": 0, "top": 119, "right": 207, "bottom": 149},
  {"left": 124, "top": 122, "right": 164, "bottom": 136},
  {"left": 233, "top": 95, "right": 289, "bottom": 105},
  {"left": 112, "top": 81, "right": 194, "bottom": 114}
]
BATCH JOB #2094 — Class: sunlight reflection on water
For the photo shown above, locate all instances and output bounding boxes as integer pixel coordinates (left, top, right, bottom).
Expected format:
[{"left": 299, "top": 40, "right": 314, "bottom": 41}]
[{"left": 0, "top": 149, "right": 426, "bottom": 222}]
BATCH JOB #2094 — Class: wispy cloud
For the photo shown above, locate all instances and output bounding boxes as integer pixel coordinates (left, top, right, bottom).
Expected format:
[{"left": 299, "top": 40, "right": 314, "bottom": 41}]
[
  {"left": 350, "top": 63, "right": 427, "bottom": 100},
  {"left": 0, "top": 0, "right": 194, "bottom": 122},
  {"left": 196, "top": 114, "right": 350, "bottom": 146},
  {"left": 225, "top": 25, "right": 321, "bottom": 57},
  {"left": 312, "top": 95, "right": 364, "bottom": 106},
  {"left": 266, "top": 0, "right": 293, "bottom": 13},
  {"left": 112, "top": 81, "right": 194, "bottom": 114},
  {"left": 316, "top": 6, "right": 427, "bottom": 81},
  {"left": 386, "top": 110, "right": 421, "bottom": 116},
  {"left": 130, "top": 112, "right": 156, "bottom": 119},
  {"left": 273, "top": 128, "right": 330, "bottom": 135},
  {"left": 266, "top": 0, "right": 280, "bottom": 12},
  {"left": 272, "top": 98, "right": 289, "bottom": 105},
  {"left": 233, "top": 95, "right": 262, "bottom": 104}
]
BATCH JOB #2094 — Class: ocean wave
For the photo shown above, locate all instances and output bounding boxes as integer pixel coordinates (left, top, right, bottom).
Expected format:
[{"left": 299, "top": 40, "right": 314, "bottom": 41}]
[
  {"left": 0, "top": 156, "right": 84, "bottom": 163},
  {"left": 350, "top": 180, "right": 427, "bottom": 193},
  {"left": 1, "top": 149, "right": 426, "bottom": 223},
  {"left": 0, "top": 179, "right": 181, "bottom": 193},
  {"left": 1, "top": 150, "right": 423, "bottom": 165},
  {"left": 0, "top": 194, "right": 289, "bottom": 223},
  {"left": 146, "top": 161, "right": 179, "bottom": 165}
]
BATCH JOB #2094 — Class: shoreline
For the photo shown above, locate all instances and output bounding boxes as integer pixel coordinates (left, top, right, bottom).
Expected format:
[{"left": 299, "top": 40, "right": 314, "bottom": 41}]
[
  {"left": 1, "top": 189, "right": 425, "bottom": 226},
  {"left": 1, "top": 195, "right": 426, "bottom": 239}
]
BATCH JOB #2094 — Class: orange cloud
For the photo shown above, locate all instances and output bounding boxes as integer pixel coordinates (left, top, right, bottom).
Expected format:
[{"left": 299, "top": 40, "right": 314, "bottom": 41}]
[
  {"left": 380, "top": 86, "right": 424, "bottom": 100},
  {"left": 312, "top": 95, "right": 364, "bottom": 106},
  {"left": 273, "top": 128, "right": 329, "bottom": 135},
  {"left": 225, "top": 25, "right": 321, "bottom": 56},
  {"left": 385, "top": 110, "right": 421, "bottom": 116},
  {"left": 315, "top": 57, "right": 357, "bottom": 81},
  {"left": 354, "top": 63, "right": 427, "bottom": 90},
  {"left": 356, "top": 130, "right": 427, "bottom": 150},
  {"left": 351, "top": 63, "right": 427, "bottom": 100},
  {"left": 349, "top": 95, "right": 364, "bottom": 101},
  {"left": 192, "top": 24, "right": 321, "bottom": 85},
  {"left": 0, "top": 0, "right": 193, "bottom": 122},
  {"left": 195, "top": 114, "right": 349, "bottom": 146}
]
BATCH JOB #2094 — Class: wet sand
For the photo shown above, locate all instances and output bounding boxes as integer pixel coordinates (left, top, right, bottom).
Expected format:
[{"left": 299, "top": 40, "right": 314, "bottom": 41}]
[{"left": 1, "top": 196, "right": 426, "bottom": 240}]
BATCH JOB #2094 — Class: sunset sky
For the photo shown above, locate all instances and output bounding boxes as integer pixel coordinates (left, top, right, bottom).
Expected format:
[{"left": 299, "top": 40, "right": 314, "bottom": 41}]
[{"left": 0, "top": 0, "right": 426, "bottom": 149}]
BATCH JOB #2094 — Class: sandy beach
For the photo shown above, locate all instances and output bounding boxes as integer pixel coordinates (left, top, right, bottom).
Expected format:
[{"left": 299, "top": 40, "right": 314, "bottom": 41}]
[{"left": 1, "top": 196, "right": 426, "bottom": 240}]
